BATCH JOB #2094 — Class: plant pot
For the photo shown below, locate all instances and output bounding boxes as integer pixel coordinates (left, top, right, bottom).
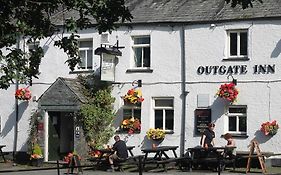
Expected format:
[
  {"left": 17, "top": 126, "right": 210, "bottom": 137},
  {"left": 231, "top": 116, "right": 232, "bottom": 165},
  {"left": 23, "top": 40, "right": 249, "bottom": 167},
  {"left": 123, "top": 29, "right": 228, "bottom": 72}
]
[{"left": 31, "top": 158, "right": 44, "bottom": 167}]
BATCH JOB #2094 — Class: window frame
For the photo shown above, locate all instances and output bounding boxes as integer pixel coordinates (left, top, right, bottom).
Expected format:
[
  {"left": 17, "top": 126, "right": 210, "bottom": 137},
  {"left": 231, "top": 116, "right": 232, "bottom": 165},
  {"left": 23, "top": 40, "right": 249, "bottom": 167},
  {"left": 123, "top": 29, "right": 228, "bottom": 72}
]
[
  {"left": 226, "top": 105, "right": 247, "bottom": 135},
  {"left": 153, "top": 97, "right": 174, "bottom": 132},
  {"left": 121, "top": 104, "right": 142, "bottom": 133},
  {"left": 131, "top": 35, "right": 151, "bottom": 69},
  {"left": 226, "top": 30, "right": 248, "bottom": 59},
  {"left": 75, "top": 39, "right": 94, "bottom": 71}
]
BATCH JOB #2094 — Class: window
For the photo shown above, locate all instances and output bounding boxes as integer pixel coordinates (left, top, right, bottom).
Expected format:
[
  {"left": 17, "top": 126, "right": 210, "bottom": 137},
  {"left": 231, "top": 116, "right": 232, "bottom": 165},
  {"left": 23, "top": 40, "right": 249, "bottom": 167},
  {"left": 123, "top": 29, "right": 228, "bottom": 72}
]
[
  {"left": 227, "top": 105, "right": 247, "bottom": 135},
  {"left": 77, "top": 40, "right": 93, "bottom": 70},
  {"left": 153, "top": 98, "right": 174, "bottom": 131},
  {"left": 132, "top": 36, "right": 150, "bottom": 68},
  {"left": 122, "top": 104, "right": 141, "bottom": 133},
  {"left": 227, "top": 30, "right": 248, "bottom": 58}
]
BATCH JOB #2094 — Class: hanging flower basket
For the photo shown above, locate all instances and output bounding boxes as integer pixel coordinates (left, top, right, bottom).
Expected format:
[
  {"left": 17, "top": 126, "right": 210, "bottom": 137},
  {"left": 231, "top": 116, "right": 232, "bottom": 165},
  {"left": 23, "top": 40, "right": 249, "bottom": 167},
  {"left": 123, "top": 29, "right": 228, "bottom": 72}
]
[
  {"left": 216, "top": 83, "right": 238, "bottom": 103},
  {"left": 123, "top": 88, "right": 144, "bottom": 105},
  {"left": 260, "top": 120, "right": 279, "bottom": 136},
  {"left": 15, "top": 87, "right": 32, "bottom": 101},
  {"left": 146, "top": 128, "right": 165, "bottom": 141},
  {"left": 120, "top": 117, "right": 141, "bottom": 134}
]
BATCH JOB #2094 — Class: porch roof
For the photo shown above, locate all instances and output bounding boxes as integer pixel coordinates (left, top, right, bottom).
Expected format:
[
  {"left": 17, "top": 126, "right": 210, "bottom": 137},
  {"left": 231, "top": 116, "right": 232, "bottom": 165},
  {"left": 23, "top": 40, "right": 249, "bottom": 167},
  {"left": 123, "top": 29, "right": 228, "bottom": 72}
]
[{"left": 37, "top": 77, "right": 87, "bottom": 111}]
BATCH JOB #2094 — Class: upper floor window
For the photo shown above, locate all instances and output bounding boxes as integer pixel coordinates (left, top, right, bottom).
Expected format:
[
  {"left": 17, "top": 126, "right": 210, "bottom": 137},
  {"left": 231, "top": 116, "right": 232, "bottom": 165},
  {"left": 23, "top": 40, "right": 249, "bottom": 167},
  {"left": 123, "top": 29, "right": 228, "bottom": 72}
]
[
  {"left": 227, "top": 30, "right": 248, "bottom": 58},
  {"left": 227, "top": 105, "right": 247, "bottom": 135},
  {"left": 153, "top": 98, "right": 174, "bottom": 131},
  {"left": 132, "top": 36, "right": 150, "bottom": 68},
  {"left": 77, "top": 40, "right": 93, "bottom": 70}
]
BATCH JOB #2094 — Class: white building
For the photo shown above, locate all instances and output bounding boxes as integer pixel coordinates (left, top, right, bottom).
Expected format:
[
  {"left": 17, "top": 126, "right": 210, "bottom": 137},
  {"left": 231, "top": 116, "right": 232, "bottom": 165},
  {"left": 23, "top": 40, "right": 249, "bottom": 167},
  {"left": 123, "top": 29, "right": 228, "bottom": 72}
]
[{"left": 1, "top": 0, "right": 281, "bottom": 162}]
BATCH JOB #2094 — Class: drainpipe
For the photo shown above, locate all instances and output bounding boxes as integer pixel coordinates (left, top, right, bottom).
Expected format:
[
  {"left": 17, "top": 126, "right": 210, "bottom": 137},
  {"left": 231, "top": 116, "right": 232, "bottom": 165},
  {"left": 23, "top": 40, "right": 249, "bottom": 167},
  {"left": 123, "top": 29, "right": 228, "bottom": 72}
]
[
  {"left": 13, "top": 36, "right": 20, "bottom": 162},
  {"left": 179, "top": 26, "right": 188, "bottom": 157}
]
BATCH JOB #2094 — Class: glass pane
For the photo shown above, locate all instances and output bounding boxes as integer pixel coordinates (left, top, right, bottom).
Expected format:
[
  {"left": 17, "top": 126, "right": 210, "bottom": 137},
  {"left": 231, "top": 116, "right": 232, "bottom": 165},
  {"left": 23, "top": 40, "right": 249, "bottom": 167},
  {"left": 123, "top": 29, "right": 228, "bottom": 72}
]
[
  {"left": 229, "top": 107, "right": 246, "bottom": 114},
  {"left": 228, "top": 116, "right": 237, "bottom": 131},
  {"left": 240, "top": 32, "right": 248, "bottom": 55},
  {"left": 87, "top": 50, "right": 93, "bottom": 69},
  {"left": 155, "top": 99, "right": 173, "bottom": 107},
  {"left": 79, "top": 51, "right": 86, "bottom": 69},
  {"left": 230, "top": 33, "right": 237, "bottom": 56},
  {"left": 123, "top": 109, "right": 132, "bottom": 118},
  {"left": 165, "top": 110, "right": 174, "bottom": 130},
  {"left": 155, "top": 110, "right": 163, "bottom": 129},
  {"left": 133, "top": 109, "right": 141, "bottom": 120},
  {"left": 239, "top": 117, "right": 247, "bottom": 132},
  {"left": 134, "top": 37, "right": 150, "bottom": 44},
  {"left": 134, "top": 48, "right": 142, "bottom": 67},
  {"left": 79, "top": 41, "right": 92, "bottom": 48},
  {"left": 143, "top": 47, "right": 150, "bottom": 67}
]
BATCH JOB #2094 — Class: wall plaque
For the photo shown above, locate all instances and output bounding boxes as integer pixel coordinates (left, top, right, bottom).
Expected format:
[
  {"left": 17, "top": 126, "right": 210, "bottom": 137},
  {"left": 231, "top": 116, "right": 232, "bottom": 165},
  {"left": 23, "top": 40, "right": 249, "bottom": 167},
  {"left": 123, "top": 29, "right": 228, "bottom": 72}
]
[{"left": 195, "top": 108, "right": 211, "bottom": 135}]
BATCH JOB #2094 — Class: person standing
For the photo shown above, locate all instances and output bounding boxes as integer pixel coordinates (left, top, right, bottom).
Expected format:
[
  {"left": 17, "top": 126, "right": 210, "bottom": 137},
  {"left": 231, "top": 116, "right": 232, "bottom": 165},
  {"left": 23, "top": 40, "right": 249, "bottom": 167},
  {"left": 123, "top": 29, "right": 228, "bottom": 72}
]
[
  {"left": 200, "top": 122, "right": 216, "bottom": 148},
  {"left": 108, "top": 135, "right": 128, "bottom": 172}
]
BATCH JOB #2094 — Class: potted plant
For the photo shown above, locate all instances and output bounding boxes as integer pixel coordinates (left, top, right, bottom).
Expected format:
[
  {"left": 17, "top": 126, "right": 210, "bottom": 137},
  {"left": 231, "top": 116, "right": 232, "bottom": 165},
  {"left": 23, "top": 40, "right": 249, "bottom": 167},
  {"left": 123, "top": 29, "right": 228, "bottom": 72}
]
[
  {"left": 120, "top": 117, "right": 141, "bottom": 134},
  {"left": 260, "top": 120, "right": 279, "bottom": 136},
  {"left": 30, "top": 143, "right": 44, "bottom": 166},
  {"left": 216, "top": 83, "right": 238, "bottom": 103},
  {"left": 15, "top": 87, "right": 32, "bottom": 101},
  {"left": 146, "top": 128, "right": 166, "bottom": 141},
  {"left": 123, "top": 88, "right": 144, "bottom": 105}
]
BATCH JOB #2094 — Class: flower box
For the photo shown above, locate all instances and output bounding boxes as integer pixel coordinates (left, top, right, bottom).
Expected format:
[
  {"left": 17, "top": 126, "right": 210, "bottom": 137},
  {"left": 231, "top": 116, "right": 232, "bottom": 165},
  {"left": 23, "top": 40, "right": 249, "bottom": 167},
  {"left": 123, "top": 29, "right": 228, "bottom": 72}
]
[
  {"left": 15, "top": 87, "right": 32, "bottom": 101},
  {"left": 123, "top": 88, "right": 144, "bottom": 105},
  {"left": 260, "top": 120, "right": 279, "bottom": 136},
  {"left": 120, "top": 117, "right": 141, "bottom": 134},
  {"left": 216, "top": 83, "right": 238, "bottom": 103},
  {"left": 30, "top": 157, "right": 44, "bottom": 167},
  {"left": 146, "top": 128, "right": 165, "bottom": 141}
]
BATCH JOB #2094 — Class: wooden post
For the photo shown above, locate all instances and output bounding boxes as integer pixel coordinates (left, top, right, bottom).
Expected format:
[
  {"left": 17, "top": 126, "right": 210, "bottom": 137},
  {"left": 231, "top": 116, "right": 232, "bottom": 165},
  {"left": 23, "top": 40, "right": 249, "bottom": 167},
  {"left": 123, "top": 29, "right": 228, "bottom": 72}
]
[{"left": 246, "top": 139, "right": 267, "bottom": 174}]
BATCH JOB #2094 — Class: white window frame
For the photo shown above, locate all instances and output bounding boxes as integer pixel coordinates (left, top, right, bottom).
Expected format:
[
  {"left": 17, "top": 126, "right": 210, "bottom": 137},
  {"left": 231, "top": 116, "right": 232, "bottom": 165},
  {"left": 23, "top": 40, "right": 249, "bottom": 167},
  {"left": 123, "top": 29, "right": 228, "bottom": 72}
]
[
  {"left": 153, "top": 97, "right": 174, "bottom": 132},
  {"left": 76, "top": 39, "right": 93, "bottom": 71},
  {"left": 227, "top": 30, "right": 248, "bottom": 59},
  {"left": 132, "top": 36, "right": 150, "bottom": 68},
  {"left": 227, "top": 105, "right": 247, "bottom": 135}
]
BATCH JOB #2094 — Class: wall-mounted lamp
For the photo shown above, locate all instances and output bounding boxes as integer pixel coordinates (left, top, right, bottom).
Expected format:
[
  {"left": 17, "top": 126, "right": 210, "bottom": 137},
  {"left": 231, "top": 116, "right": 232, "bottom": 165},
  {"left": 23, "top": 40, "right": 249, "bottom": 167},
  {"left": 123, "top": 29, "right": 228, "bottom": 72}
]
[{"left": 227, "top": 74, "right": 237, "bottom": 85}]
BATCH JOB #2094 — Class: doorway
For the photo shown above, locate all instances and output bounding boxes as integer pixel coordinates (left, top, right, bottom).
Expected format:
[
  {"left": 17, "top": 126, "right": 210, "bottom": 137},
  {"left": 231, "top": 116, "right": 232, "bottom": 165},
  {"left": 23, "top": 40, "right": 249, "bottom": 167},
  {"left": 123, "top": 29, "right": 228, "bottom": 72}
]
[{"left": 48, "top": 111, "right": 74, "bottom": 160}]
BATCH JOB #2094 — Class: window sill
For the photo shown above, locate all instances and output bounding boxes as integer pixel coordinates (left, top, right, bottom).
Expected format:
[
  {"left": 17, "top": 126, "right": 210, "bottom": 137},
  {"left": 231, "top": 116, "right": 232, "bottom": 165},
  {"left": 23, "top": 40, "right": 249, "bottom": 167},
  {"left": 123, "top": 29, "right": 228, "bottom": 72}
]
[
  {"left": 165, "top": 131, "right": 174, "bottom": 134},
  {"left": 115, "top": 130, "right": 141, "bottom": 134},
  {"left": 126, "top": 68, "right": 153, "bottom": 73},
  {"left": 220, "top": 134, "right": 248, "bottom": 138},
  {"left": 69, "top": 70, "right": 94, "bottom": 74},
  {"left": 222, "top": 57, "right": 250, "bottom": 61}
]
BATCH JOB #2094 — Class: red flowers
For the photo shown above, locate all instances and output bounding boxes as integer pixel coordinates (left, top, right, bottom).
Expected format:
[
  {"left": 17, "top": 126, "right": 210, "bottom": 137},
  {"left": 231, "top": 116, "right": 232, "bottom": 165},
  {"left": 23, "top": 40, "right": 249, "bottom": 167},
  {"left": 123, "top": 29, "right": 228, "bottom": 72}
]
[
  {"left": 123, "top": 88, "right": 144, "bottom": 104},
  {"left": 260, "top": 120, "right": 279, "bottom": 136},
  {"left": 217, "top": 83, "right": 238, "bottom": 103},
  {"left": 15, "top": 87, "right": 32, "bottom": 100}
]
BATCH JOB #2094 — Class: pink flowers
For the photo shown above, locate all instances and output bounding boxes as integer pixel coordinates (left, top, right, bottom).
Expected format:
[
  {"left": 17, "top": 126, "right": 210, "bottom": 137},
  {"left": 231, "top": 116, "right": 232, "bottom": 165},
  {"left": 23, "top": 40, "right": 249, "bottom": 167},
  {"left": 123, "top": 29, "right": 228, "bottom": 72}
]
[
  {"left": 121, "top": 117, "right": 141, "bottom": 134},
  {"left": 15, "top": 87, "right": 32, "bottom": 100},
  {"left": 217, "top": 83, "right": 238, "bottom": 103},
  {"left": 260, "top": 120, "right": 279, "bottom": 136}
]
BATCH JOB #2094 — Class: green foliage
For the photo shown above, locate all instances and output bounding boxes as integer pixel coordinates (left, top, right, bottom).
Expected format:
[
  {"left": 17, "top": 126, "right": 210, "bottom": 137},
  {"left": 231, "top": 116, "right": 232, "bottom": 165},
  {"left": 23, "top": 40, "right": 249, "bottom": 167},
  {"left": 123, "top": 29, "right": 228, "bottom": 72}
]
[
  {"left": 33, "top": 144, "right": 43, "bottom": 156},
  {"left": 225, "top": 0, "right": 263, "bottom": 9},
  {"left": 0, "top": 0, "right": 132, "bottom": 89},
  {"left": 27, "top": 110, "right": 41, "bottom": 155},
  {"left": 77, "top": 74, "right": 115, "bottom": 148}
]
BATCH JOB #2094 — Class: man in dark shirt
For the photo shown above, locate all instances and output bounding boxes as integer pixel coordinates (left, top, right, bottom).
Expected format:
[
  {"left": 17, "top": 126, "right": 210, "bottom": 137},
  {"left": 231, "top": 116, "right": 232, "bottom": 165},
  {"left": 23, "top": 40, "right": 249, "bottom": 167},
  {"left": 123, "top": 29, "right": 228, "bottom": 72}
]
[
  {"left": 200, "top": 122, "right": 215, "bottom": 148},
  {"left": 108, "top": 135, "right": 128, "bottom": 172}
]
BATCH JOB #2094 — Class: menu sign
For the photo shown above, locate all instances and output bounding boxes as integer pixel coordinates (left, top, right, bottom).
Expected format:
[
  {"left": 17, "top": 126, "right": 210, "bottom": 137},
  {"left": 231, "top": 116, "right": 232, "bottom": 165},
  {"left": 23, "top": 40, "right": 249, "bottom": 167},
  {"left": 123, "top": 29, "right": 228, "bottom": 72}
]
[{"left": 195, "top": 108, "right": 211, "bottom": 135}]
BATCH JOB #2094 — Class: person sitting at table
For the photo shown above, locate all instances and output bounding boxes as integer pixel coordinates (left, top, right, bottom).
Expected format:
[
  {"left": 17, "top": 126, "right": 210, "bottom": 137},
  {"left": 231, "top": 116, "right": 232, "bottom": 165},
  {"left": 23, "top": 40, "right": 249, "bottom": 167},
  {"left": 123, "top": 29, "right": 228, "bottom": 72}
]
[
  {"left": 223, "top": 133, "right": 236, "bottom": 158},
  {"left": 200, "top": 122, "right": 215, "bottom": 148},
  {"left": 107, "top": 135, "right": 128, "bottom": 172}
]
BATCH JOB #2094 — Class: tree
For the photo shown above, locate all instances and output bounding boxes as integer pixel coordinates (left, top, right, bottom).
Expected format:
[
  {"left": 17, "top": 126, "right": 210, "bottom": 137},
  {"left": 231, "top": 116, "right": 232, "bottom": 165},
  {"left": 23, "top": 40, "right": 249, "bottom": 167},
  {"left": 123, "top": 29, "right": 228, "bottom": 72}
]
[
  {"left": 0, "top": 0, "right": 132, "bottom": 89},
  {"left": 225, "top": 0, "right": 263, "bottom": 9}
]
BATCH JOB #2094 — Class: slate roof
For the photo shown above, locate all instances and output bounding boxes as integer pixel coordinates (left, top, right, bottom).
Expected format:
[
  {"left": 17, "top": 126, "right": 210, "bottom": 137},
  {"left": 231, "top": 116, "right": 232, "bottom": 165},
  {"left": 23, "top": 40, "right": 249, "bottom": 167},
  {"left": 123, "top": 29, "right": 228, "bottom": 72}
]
[
  {"left": 51, "top": 0, "right": 281, "bottom": 26},
  {"left": 38, "top": 77, "right": 87, "bottom": 110}
]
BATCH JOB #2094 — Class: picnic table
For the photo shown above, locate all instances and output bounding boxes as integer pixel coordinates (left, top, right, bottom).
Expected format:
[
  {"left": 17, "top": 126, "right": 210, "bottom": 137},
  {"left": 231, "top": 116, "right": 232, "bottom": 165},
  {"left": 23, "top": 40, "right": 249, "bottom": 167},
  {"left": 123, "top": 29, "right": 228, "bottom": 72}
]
[
  {"left": 0, "top": 145, "right": 6, "bottom": 162},
  {"left": 187, "top": 146, "right": 236, "bottom": 175},
  {"left": 141, "top": 146, "right": 178, "bottom": 171}
]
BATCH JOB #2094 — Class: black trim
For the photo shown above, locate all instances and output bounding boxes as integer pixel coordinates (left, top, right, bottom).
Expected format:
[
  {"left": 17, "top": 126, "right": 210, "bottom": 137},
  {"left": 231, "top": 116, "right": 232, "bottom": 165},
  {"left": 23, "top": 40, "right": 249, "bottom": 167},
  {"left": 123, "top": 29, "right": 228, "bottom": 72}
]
[
  {"left": 69, "top": 70, "right": 94, "bottom": 74},
  {"left": 222, "top": 57, "right": 250, "bottom": 61},
  {"left": 126, "top": 69, "right": 153, "bottom": 73},
  {"left": 220, "top": 134, "right": 248, "bottom": 138}
]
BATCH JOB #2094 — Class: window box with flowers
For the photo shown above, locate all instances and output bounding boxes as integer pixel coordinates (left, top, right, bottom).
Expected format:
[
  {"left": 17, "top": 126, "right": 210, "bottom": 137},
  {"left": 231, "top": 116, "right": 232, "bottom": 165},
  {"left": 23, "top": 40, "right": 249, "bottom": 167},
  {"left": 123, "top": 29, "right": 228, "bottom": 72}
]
[
  {"left": 30, "top": 143, "right": 44, "bottom": 167},
  {"left": 15, "top": 87, "right": 32, "bottom": 101},
  {"left": 260, "top": 120, "right": 279, "bottom": 136},
  {"left": 120, "top": 117, "right": 141, "bottom": 134},
  {"left": 123, "top": 88, "right": 144, "bottom": 105},
  {"left": 146, "top": 128, "right": 166, "bottom": 141},
  {"left": 216, "top": 83, "right": 238, "bottom": 103}
]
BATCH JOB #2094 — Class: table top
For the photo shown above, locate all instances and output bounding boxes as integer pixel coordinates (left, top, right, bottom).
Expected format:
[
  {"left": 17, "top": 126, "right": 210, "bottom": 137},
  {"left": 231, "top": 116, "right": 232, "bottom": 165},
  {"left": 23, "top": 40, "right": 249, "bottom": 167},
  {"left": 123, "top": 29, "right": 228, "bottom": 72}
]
[{"left": 142, "top": 146, "right": 179, "bottom": 152}]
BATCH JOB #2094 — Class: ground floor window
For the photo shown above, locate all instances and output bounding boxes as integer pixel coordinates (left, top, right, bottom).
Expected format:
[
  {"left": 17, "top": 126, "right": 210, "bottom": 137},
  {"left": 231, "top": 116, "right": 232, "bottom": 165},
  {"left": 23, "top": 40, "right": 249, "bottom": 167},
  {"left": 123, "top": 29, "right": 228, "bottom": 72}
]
[
  {"left": 121, "top": 104, "right": 141, "bottom": 133},
  {"left": 153, "top": 98, "right": 174, "bottom": 131},
  {"left": 227, "top": 105, "right": 247, "bottom": 135}
]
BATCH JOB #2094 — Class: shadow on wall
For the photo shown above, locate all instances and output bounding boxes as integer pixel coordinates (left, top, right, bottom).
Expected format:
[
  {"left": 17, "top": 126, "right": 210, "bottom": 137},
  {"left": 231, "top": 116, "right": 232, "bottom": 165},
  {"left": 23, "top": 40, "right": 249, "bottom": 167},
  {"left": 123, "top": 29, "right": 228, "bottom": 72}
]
[
  {"left": 271, "top": 39, "right": 281, "bottom": 58},
  {"left": 2, "top": 101, "right": 28, "bottom": 137},
  {"left": 211, "top": 97, "right": 230, "bottom": 121},
  {"left": 253, "top": 129, "right": 272, "bottom": 144}
]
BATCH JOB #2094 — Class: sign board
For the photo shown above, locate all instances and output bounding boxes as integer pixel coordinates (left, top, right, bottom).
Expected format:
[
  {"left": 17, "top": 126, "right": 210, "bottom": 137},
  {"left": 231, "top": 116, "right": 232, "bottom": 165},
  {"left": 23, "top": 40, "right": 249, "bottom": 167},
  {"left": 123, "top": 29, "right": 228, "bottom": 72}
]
[
  {"left": 195, "top": 108, "right": 211, "bottom": 135},
  {"left": 100, "top": 53, "right": 115, "bottom": 82}
]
